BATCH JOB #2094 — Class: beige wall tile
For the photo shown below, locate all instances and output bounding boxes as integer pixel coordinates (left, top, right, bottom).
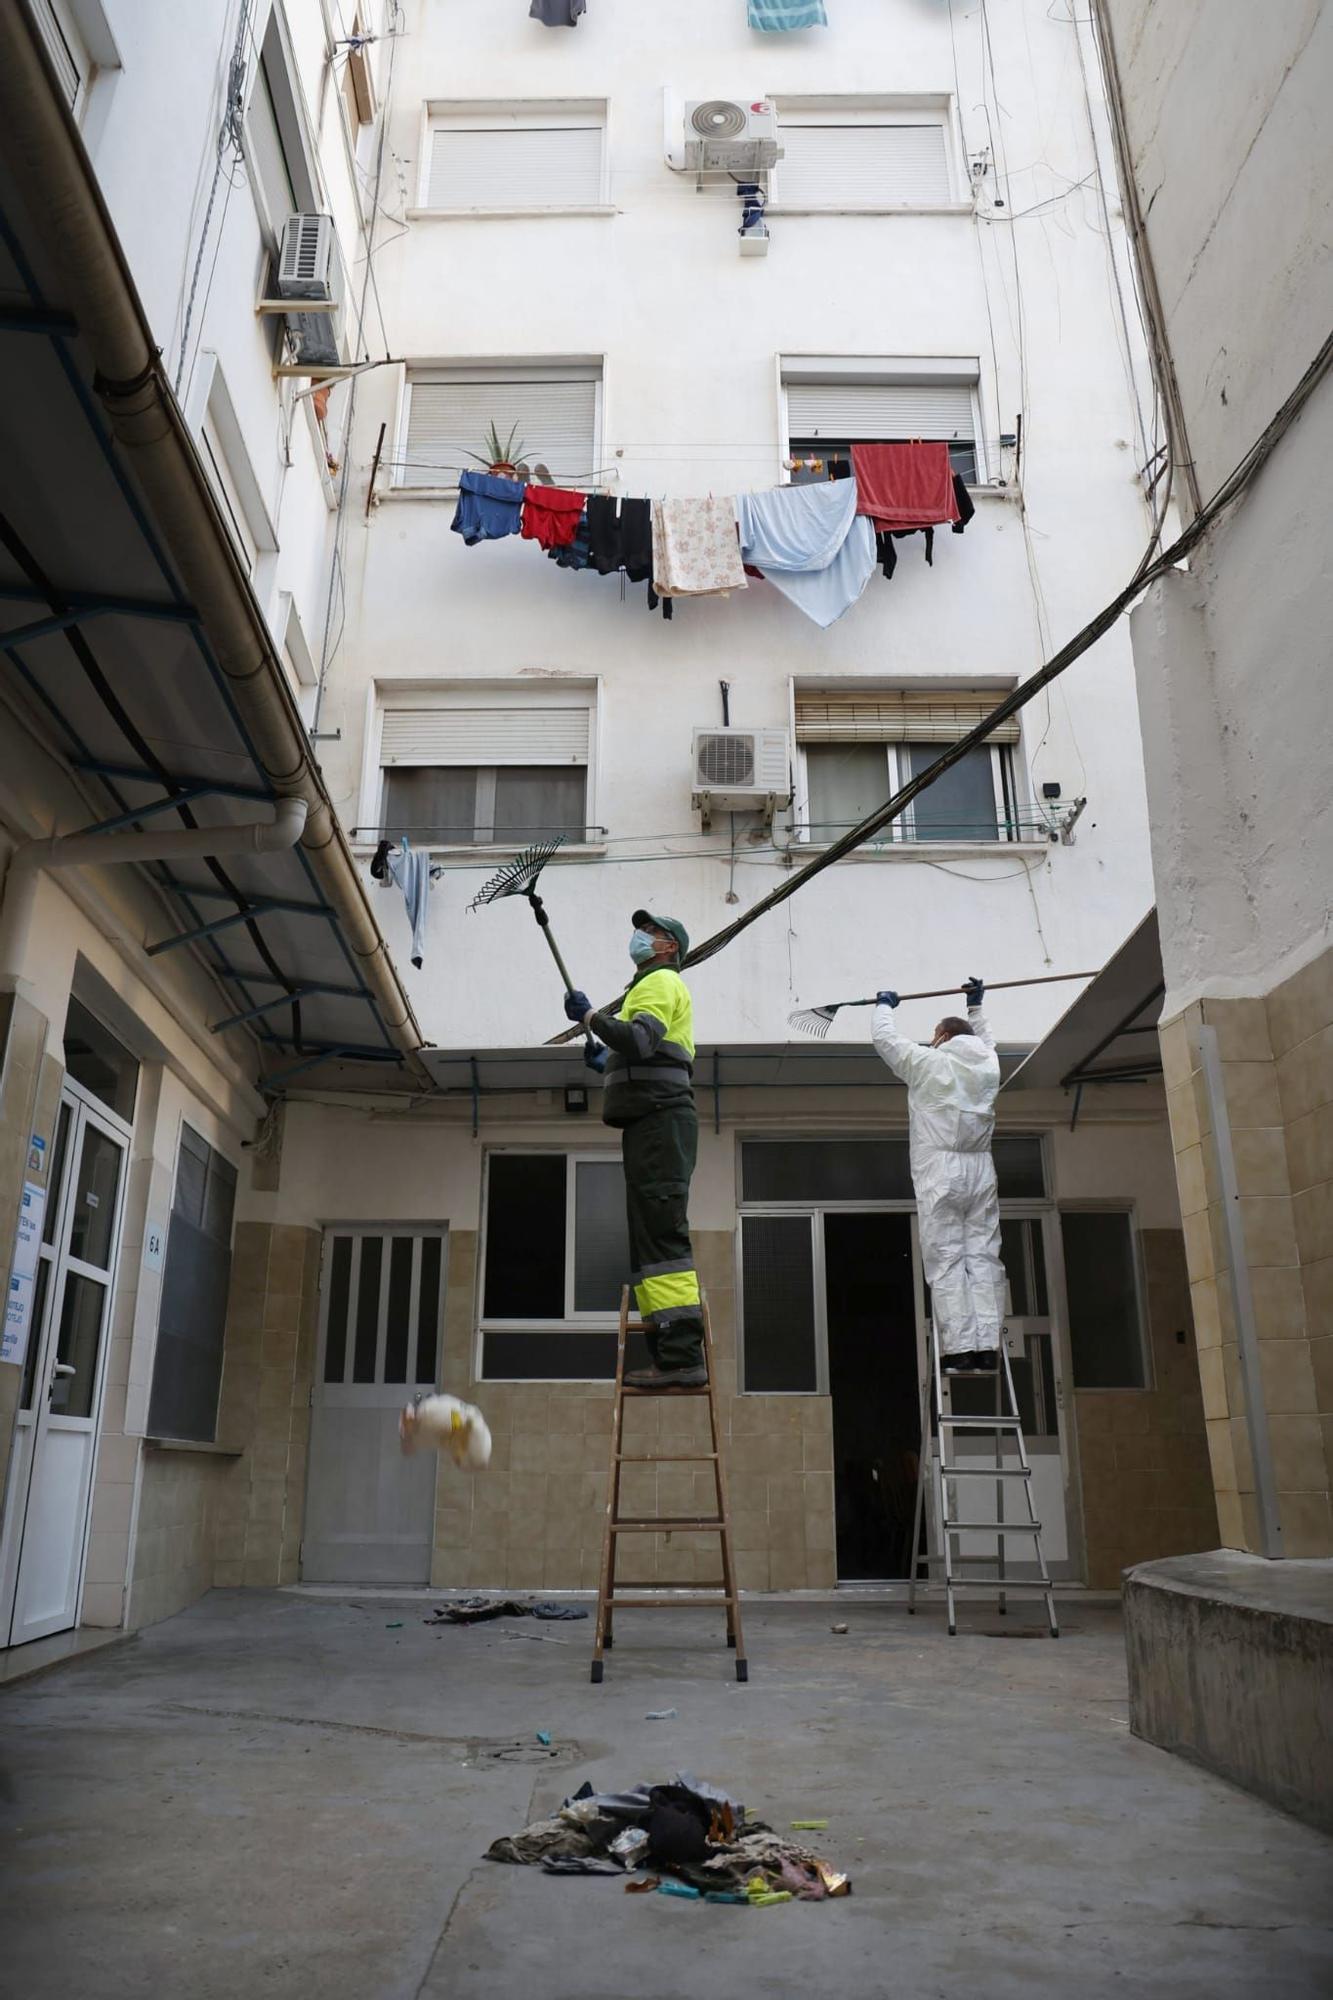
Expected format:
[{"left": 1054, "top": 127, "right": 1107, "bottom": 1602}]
[
  {"left": 1238, "top": 1195, "right": 1299, "bottom": 1270},
  {"left": 1219, "top": 1060, "right": 1283, "bottom": 1129},
  {"left": 1294, "top": 1182, "right": 1333, "bottom": 1266},
  {"left": 1277, "top": 1488, "right": 1333, "bottom": 1558},
  {"left": 1203, "top": 996, "right": 1273, "bottom": 1064},
  {"left": 1277, "top": 1023, "right": 1333, "bottom": 1126},
  {"left": 1268, "top": 1414, "right": 1327, "bottom": 1492},
  {"left": 1266, "top": 948, "right": 1333, "bottom": 1060},
  {"left": 1249, "top": 1263, "right": 1309, "bottom": 1341},
  {"left": 1214, "top": 1488, "right": 1246, "bottom": 1549},
  {"left": 1258, "top": 1338, "right": 1317, "bottom": 1416},
  {"left": 1195, "top": 1344, "right": 1229, "bottom": 1421},
  {"left": 1174, "top": 1144, "right": 1208, "bottom": 1217},
  {"left": 1158, "top": 1014, "right": 1192, "bottom": 1092},
  {"left": 1230, "top": 1126, "right": 1292, "bottom": 1199},
  {"left": 1182, "top": 1206, "right": 1216, "bottom": 1281},
  {"left": 1165, "top": 1080, "right": 1201, "bottom": 1153},
  {"left": 1310, "top": 1335, "right": 1333, "bottom": 1413},
  {"left": 1285, "top": 1100, "right": 1333, "bottom": 1196}
]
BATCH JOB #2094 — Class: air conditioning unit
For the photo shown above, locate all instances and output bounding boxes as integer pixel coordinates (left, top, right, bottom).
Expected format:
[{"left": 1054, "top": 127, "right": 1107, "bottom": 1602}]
[
  {"left": 684, "top": 99, "right": 782, "bottom": 173},
  {"left": 274, "top": 213, "right": 344, "bottom": 370},
  {"left": 692, "top": 726, "right": 790, "bottom": 829}
]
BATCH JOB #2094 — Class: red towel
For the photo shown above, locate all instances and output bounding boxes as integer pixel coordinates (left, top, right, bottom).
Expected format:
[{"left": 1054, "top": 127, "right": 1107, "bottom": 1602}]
[
  {"left": 521, "top": 486, "right": 585, "bottom": 549},
  {"left": 850, "top": 442, "right": 961, "bottom": 533}
]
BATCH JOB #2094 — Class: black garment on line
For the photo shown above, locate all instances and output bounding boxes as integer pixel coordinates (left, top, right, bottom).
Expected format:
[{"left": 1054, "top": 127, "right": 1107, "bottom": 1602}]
[
  {"left": 875, "top": 474, "right": 976, "bottom": 579},
  {"left": 529, "top": 0, "right": 585, "bottom": 24},
  {"left": 584, "top": 495, "right": 672, "bottom": 617}
]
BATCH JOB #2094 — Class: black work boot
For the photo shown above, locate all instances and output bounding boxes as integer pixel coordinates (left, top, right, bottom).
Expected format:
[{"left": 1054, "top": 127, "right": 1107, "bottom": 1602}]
[{"left": 624, "top": 1363, "right": 708, "bottom": 1390}]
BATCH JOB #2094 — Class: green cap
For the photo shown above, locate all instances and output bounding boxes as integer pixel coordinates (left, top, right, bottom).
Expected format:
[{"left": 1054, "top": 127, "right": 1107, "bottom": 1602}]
[{"left": 633, "top": 908, "right": 689, "bottom": 960}]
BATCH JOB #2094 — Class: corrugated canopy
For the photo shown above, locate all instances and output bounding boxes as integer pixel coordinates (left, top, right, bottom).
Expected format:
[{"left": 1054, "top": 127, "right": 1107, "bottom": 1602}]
[
  {"left": 0, "top": 137, "right": 417, "bottom": 1095},
  {"left": 1004, "top": 912, "right": 1163, "bottom": 1094}
]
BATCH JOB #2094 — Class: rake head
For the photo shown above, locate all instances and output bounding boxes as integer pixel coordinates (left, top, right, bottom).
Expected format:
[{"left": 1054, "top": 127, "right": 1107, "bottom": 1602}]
[
  {"left": 468, "top": 837, "right": 564, "bottom": 911},
  {"left": 788, "top": 1004, "right": 840, "bottom": 1040}
]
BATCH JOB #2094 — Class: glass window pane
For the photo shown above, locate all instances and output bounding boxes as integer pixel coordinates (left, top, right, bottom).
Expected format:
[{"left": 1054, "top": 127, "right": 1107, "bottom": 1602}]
[
  {"left": 1061, "top": 1210, "right": 1146, "bottom": 1389},
  {"left": 352, "top": 1236, "right": 383, "bottom": 1384},
  {"left": 482, "top": 1328, "right": 650, "bottom": 1381},
  {"left": 51, "top": 1270, "right": 108, "bottom": 1418},
  {"left": 63, "top": 997, "right": 138, "bottom": 1123},
  {"left": 67, "top": 1126, "right": 122, "bottom": 1270},
  {"left": 415, "top": 1235, "right": 441, "bottom": 1384},
  {"left": 573, "top": 1161, "right": 630, "bottom": 1312},
  {"left": 493, "top": 766, "right": 587, "bottom": 844},
  {"left": 323, "top": 1235, "right": 352, "bottom": 1382},
  {"left": 907, "top": 743, "right": 998, "bottom": 841},
  {"left": 483, "top": 1155, "right": 566, "bottom": 1318},
  {"left": 999, "top": 1219, "right": 1031, "bottom": 1317},
  {"left": 742, "top": 1214, "right": 817, "bottom": 1392},
  {"left": 203, "top": 1152, "right": 237, "bottom": 1246},
  {"left": 384, "top": 766, "right": 479, "bottom": 843},
  {"left": 20, "top": 1260, "right": 51, "bottom": 1411},
  {"left": 993, "top": 1135, "right": 1046, "bottom": 1198},
  {"left": 147, "top": 1216, "right": 230, "bottom": 1442},
  {"left": 805, "top": 745, "right": 890, "bottom": 842},
  {"left": 43, "top": 1103, "right": 72, "bottom": 1245},
  {"left": 742, "top": 1140, "right": 913, "bottom": 1203},
  {"left": 384, "top": 1237, "right": 413, "bottom": 1384}
]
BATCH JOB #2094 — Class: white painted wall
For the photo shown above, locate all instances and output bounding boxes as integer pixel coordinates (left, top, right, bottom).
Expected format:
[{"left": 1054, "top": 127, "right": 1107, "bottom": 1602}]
[
  {"left": 317, "top": 0, "right": 1160, "bottom": 1053},
  {"left": 1103, "top": 0, "right": 1333, "bottom": 1007}
]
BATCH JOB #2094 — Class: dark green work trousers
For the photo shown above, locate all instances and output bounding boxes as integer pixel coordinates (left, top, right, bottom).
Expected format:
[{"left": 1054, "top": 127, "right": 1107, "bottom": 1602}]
[{"left": 622, "top": 1099, "right": 704, "bottom": 1371}]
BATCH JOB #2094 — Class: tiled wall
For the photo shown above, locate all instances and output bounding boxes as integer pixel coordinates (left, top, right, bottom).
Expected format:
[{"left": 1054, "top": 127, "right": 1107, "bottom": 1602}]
[
  {"left": 1161, "top": 947, "right": 1333, "bottom": 1556},
  {"left": 123, "top": 1448, "right": 233, "bottom": 1629},
  {"left": 432, "top": 1228, "right": 838, "bottom": 1592},
  {"left": 1075, "top": 1227, "right": 1218, "bottom": 1588}
]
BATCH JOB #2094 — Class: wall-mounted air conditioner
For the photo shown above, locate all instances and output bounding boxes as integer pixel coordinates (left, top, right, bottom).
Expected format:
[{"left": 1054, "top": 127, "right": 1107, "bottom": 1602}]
[
  {"left": 692, "top": 726, "right": 790, "bottom": 830},
  {"left": 682, "top": 99, "right": 782, "bottom": 173},
  {"left": 271, "top": 213, "right": 344, "bottom": 370}
]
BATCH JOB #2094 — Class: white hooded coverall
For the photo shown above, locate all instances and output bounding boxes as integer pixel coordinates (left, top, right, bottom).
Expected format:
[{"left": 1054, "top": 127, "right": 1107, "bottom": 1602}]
[{"left": 872, "top": 1005, "right": 1006, "bottom": 1357}]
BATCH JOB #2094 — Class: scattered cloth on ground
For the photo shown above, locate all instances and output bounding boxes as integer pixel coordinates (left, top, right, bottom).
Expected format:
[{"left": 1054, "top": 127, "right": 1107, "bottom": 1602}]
[
  {"left": 450, "top": 469, "right": 526, "bottom": 544},
  {"left": 650, "top": 496, "right": 747, "bottom": 598},
  {"left": 530, "top": 0, "right": 586, "bottom": 22},
  {"left": 748, "top": 0, "right": 828, "bottom": 28},
  {"left": 521, "top": 486, "right": 586, "bottom": 549},
  {"left": 399, "top": 1394, "right": 492, "bottom": 1467},
  {"left": 484, "top": 1772, "right": 850, "bottom": 1901},
  {"left": 426, "top": 1596, "right": 589, "bottom": 1625},
  {"left": 736, "top": 479, "right": 875, "bottom": 627},
  {"left": 850, "top": 441, "right": 961, "bottom": 533},
  {"left": 369, "top": 836, "right": 433, "bottom": 968}
]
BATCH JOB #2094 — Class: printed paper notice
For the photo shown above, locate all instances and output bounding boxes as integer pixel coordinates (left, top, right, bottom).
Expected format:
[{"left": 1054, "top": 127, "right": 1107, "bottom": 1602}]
[
  {"left": 13, "top": 1180, "right": 46, "bottom": 1281},
  {"left": 3, "top": 1272, "right": 34, "bottom": 1367}
]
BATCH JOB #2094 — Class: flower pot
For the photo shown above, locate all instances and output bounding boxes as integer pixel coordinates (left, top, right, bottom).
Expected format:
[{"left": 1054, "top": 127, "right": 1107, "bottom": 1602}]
[{"left": 488, "top": 462, "right": 519, "bottom": 478}]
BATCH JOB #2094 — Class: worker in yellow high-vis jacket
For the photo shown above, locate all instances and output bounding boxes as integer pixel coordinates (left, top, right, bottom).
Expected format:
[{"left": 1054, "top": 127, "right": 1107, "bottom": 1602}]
[{"left": 564, "top": 910, "right": 705, "bottom": 1387}]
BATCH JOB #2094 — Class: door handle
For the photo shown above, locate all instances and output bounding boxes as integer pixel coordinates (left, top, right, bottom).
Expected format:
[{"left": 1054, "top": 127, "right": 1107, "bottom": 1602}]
[{"left": 52, "top": 1362, "right": 76, "bottom": 1378}]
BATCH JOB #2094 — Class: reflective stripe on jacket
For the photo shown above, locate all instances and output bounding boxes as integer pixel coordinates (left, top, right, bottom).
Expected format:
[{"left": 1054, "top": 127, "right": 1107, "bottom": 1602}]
[{"left": 596, "top": 966, "right": 694, "bottom": 1127}]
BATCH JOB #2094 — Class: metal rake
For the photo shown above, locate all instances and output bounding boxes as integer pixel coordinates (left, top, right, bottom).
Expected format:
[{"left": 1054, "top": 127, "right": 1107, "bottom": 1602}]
[
  {"left": 788, "top": 969, "right": 1097, "bottom": 1040},
  {"left": 470, "top": 838, "right": 596, "bottom": 1057}
]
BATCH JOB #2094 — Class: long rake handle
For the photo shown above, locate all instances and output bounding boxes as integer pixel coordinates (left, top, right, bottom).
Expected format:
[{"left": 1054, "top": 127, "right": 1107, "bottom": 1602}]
[{"left": 822, "top": 970, "right": 1098, "bottom": 1010}]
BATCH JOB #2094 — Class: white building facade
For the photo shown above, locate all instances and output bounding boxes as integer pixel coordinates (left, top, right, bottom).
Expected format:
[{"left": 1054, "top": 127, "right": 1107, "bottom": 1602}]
[{"left": 0, "top": 0, "right": 1221, "bottom": 1647}]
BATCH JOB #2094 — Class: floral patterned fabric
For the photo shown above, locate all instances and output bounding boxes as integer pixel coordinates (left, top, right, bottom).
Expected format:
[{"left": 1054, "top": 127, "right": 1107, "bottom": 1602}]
[{"left": 651, "top": 497, "right": 747, "bottom": 599}]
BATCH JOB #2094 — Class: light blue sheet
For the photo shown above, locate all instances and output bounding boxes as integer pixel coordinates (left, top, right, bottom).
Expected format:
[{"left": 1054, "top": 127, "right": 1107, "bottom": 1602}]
[
  {"left": 747, "top": 1, "right": 828, "bottom": 29},
  {"left": 736, "top": 480, "right": 876, "bottom": 628}
]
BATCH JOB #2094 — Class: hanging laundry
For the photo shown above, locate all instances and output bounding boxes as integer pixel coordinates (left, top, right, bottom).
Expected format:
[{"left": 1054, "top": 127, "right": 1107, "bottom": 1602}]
[
  {"left": 521, "top": 486, "right": 586, "bottom": 550},
  {"left": 651, "top": 496, "right": 747, "bottom": 599},
  {"left": 450, "top": 469, "right": 526, "bottom": 545},
  {"left": 873, "top": 475, "right": 975, "bottom": 580},
  {"left": 529, "top": 0, "right": 586, "bottom": 24},
  {"left": 747, "top": 1, "right": 828, "bottom": 29},
  {"left": 371, "top": 836, "right": 432, "bottom": 969},
  {"left": 584, "top": 495, "right": 672, "bottom": 616},
  {"left": 850, "top": 442, "right": 961, "bottom": 534},
  {"left": 547, "top": 506, "right": 592, "bottom": 570},
  {"left": 736, "top": 479, "right": 875, "bottom": 628}
]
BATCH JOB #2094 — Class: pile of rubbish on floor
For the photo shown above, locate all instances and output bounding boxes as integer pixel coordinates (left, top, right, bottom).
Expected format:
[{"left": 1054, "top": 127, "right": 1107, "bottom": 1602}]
[
  {"left": 486, "top": 1773, "right": 851, "bottom": 1905},
  {"left": 425, "top": 1597, "right": 589, "bottom": 1625}
]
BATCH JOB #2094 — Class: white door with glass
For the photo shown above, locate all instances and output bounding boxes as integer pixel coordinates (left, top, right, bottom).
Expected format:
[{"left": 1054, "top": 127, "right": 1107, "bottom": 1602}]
[
  {"left": 1, "top": 1082, "right": 130, "bottom": 1644},
  {"left": 303, "top": 1227, "right": 447, "bottom": 1584}
]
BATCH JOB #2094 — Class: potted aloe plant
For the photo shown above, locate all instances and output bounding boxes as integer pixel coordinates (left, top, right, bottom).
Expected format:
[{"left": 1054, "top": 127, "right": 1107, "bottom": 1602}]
[{"left": 466, "top": 421, "right": 528, "bottom": 479}]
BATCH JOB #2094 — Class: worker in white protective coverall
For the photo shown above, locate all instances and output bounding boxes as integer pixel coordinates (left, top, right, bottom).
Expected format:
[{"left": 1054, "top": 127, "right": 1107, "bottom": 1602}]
[{"left": 872, "top": 977, "right": 1006, "bottom": 1373}]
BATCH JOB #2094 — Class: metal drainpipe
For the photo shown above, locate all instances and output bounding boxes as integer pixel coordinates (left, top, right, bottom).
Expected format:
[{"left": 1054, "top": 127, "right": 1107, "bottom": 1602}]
[
  {"left": 0, "top": 10, "right": 432, "bottom": 1090},
  {"left": 0, "top": 798, "right": 308, "bottom": 988}
]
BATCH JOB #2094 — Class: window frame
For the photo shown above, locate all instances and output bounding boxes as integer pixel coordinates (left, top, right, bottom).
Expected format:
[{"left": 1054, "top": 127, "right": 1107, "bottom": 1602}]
[
  {"left": 187, "top": 353, "right": 279, "bottom": 580},
  {"left": 245, "top": 3, "right": 322, "bottom": 251},
  {"left": 145, "top": 1119, "right": 239, "bottom": 1445},
  {"left": 779, "top": 354, "right": 987, "bottom": 485},
  {"left": 477, "top": 1147, "right": 631, "bottom": 1381},
  {"left": 415, "top": 98, "right": 611, "bottom": 215},
  {"left": 1057, "top": 1200, "right": 1154, "bottom": 1393},
  {"left": 391, "top": 357, "right": 604, "bottom": 497},
  {"left": 362, "top": 676, "right": 603, "bottom": 855},
  {"left": 770, "top": 97, "right": 965, "bottom": 212},
  {"left": 796, "top": 738, "right": 1019, "bottom": 847}
]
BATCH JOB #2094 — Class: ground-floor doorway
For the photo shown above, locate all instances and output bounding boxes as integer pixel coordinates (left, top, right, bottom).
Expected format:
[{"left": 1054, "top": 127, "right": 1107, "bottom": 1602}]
[{"left": 825, "top": 1213, "right": 920, "bottom": 1580}]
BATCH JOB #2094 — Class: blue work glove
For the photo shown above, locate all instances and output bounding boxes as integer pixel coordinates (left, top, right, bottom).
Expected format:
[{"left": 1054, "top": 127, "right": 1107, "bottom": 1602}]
[
  {"left": 583, "top": 1041, "right": 608, "bottom": 1073},
  {"left": 964, "top": 976, "right": 985, "bottom": 1008},
  {"left": 876, "top": 990, "right": 900, "bottom": 1008},
  {"left": 564, "top": 988, "right": 592, "bottom": 1023}
]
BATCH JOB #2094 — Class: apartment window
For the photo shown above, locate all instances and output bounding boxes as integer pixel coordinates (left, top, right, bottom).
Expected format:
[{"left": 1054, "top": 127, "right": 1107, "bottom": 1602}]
[
  {"left": 248, "top": 9, "right": 317, "bottom": 243},
  {"left": 421, "top": 101, "right": 606, "bottom": 210},
  {"left": 480, "top": 1152, "right": 636, "bottom": 1380},
  {"left": 1061, "top": 1208, "right": 1149, "bottom": 1389},
  {"left": 191, "top": 359, "right": 277, "bottom": 578},
  {"left": 795, "top": 687, "right": 1022, "bottom": 844},
  {"left": 775, "top": 103, "right": 953, "bottom": 208},
  {"left": 29, "top": 0, "right": 89, "bottom": 113},
  {"left": 396, "top": 363, "right": 600, "bottom": 491},
  {"left": 377, "top": 684, "right": 595, "bottom": 847},
  {"left": 147, "top": 1126, "right": 238, "bottom": 1443},
  {"left": 339, "top": 13, "right": 375, "bottom": 132},
  {"left": 784, "top": 361, "right": 981, "bottom": 484}
]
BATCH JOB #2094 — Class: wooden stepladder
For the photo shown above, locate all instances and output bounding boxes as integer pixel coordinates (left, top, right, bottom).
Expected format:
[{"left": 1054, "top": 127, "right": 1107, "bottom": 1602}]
[{"left": 591, "top": 1289, "right": 747, "bottom": 1684}]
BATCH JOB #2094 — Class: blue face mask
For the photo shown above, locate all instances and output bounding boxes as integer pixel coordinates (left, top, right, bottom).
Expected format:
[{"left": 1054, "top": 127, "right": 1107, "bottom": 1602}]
[{"left": 629, "top": 928, "right": 658, "bottom": 965}]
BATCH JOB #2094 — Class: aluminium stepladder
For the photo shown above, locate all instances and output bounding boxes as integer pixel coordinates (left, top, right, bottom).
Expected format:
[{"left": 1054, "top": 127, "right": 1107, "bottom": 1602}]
[
  {"left": 591, "top": 1288, "right": 748, "bottom": 1683},
  {"left": 907, "top": 1324, "right": 1059, "bottom": 1637}
]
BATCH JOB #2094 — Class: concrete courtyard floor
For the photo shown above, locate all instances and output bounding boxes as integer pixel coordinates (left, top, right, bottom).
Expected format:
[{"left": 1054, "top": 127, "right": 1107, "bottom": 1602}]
[{"left": 1, "top": 1590, "right": 1330, "bottom": 1999}]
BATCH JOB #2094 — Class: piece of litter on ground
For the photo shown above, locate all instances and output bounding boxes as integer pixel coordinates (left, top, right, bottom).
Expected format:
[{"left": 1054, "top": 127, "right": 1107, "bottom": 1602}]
[
  {"left": 657, "top": 1878, "right": 701, "bottom": 1899},
  {"left": 644, "top": 1708, "right": 678, "bottom": 1720},
  {"left": 790, "top": 1819, "right": 828, "bottom": 1830},
  {"left": 830, "top": 1622, "right": 849, "bottom": 1634},
  {"left": 385, "top": 1621, "right": 403, "bottom": 1629},
  {"left": 536, "top": 1730, "right": 552, "bottom": 1746}
]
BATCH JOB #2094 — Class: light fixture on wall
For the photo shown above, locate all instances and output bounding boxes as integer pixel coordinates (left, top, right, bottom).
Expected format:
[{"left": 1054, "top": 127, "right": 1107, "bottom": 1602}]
[{"left": 564, "top": 1086, "right": 589, "bottom": 1115}]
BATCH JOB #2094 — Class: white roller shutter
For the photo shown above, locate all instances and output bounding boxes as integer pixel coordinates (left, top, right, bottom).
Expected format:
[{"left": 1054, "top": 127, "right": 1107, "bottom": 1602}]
[
  {"left": 778, "top": 124, "right": 951, "bottom": 205},
  {"left": 381, "top": 707, "right": 590, "bottom": 766},
  {"left": 426, "top": 125, "right": 603, "bottom": 208},
  {"left": 402, "top": 376, "right": 598, "bottom": 487},
  {"left": 30, "top": 0, "right": 85, "bottom": 111},
  {"left": 795, "top": 689, "right": 1020, "bottom": 746},
  {"left": 786, "top": 379, "right": 975, "bottom": 443}
]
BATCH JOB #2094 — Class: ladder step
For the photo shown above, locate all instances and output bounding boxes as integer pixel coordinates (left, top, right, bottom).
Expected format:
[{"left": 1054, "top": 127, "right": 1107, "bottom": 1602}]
[
  {"left": 611, "top": 1517, "right": 724, "bottom": 1533},
  {"left": 943, "top": 1519, "right": 1043, "bottom": 1534},
  {"left": 941, "top": 1464, "right": 1031, "bottom": 1478},
  {"left": 919, "top": 1551, "right": 1053, "bottom": 1568},
  {"left": 604, "top": 1594, "right": 733, "bottom": 1609},
  {"left": 940, "top": 1415, "right": 1024, "bottom": 1429},
  {"left": 924, "top": 1576, "right": 1055, "bottom": 1591},
  {"left": 623, "top": 1384, "right": 711, "bottom": 1397},
  {"left": 614, "top": 1577, "right": 726, "bottom": 1590},
  {"left": 615, "top": 1452, "right": 718, "bottom": 1463}
]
